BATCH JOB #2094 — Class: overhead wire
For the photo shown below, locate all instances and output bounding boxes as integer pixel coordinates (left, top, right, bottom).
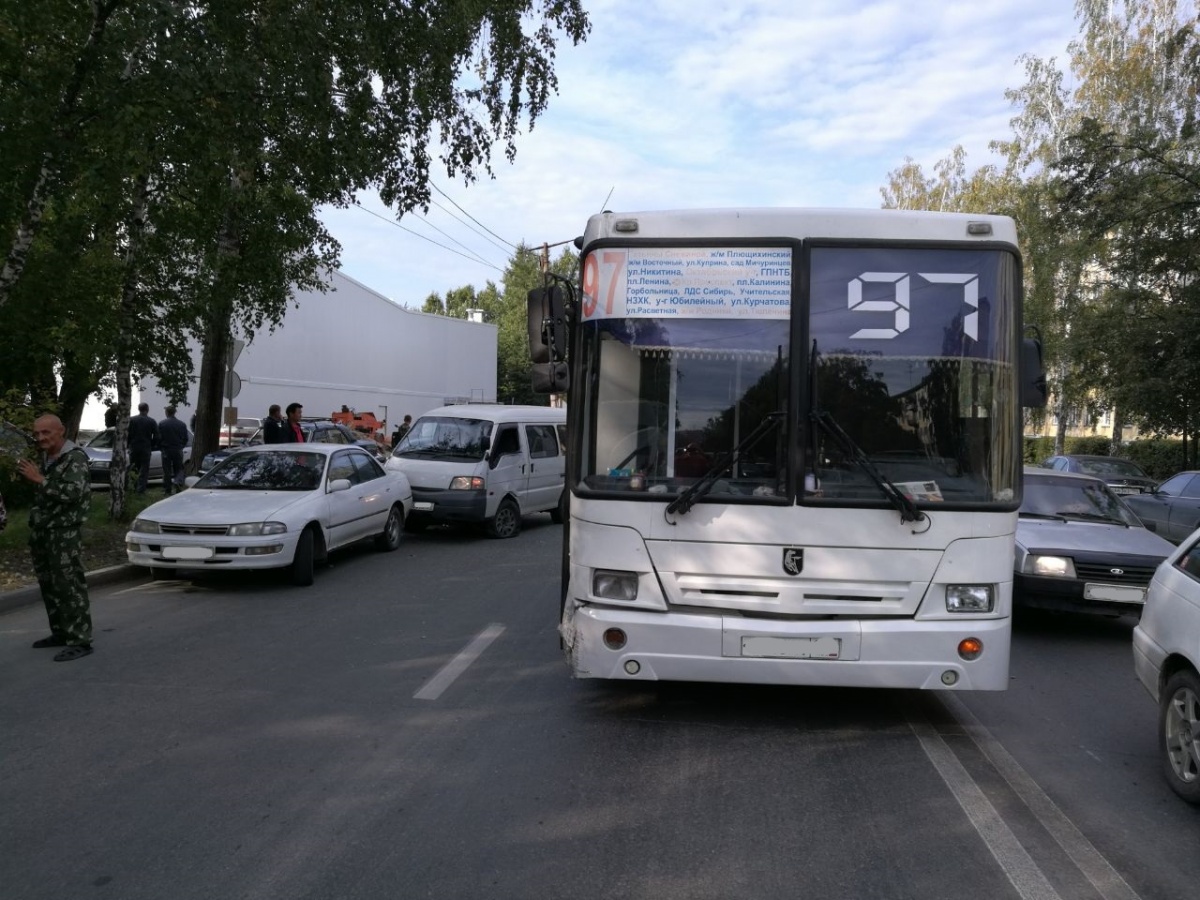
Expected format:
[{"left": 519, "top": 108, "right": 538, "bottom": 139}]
[
  {"left": 430, "top": 182, "right": 519, "bottom": 251},
  {"left": 351, "top": 201, "right": 504, "bottom": 273}
]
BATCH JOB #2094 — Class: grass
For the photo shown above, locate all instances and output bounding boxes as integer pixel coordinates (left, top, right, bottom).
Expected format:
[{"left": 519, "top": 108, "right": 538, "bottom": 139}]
[{"left": 0, "top": 490, "right": 161, "bottom": 592}]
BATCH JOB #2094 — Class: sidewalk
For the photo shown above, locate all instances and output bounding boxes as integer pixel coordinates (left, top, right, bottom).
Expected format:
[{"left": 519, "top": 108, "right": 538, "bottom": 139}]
[{"left": 0, "top": 565, "right": 143, "bottom": 617}]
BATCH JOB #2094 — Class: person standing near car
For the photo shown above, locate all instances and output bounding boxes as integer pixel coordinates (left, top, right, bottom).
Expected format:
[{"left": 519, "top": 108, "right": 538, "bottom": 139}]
[
  {"left": 391, "top": 414, "right": 412, "bottom": 448},
  {"left": 17, "top": 414, "right": 94, "bottom": 662},
  {"left": 281, "top": 403, "right": 306, "bottom": 443},
  {"left": 158, "top": 405, "right": 189, "bottom": 494},
  {"left": 127, "top": 402, "right": 159, "bottom": 493},
  {"left": 262, "top": 404, "right": 287, "bottom": 444}
]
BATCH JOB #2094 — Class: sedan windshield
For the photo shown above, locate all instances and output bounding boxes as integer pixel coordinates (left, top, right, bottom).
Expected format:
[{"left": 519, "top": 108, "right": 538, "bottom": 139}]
[
  {"left": 195, "top": 451, "right": 326, "bottom": 491},
  {"left": 1020, "top": 477, "right": 1141, "bottom": 526}
]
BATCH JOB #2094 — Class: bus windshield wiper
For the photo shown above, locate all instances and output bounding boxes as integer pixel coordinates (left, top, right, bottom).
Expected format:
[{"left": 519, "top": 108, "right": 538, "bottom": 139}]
[
  {"left": 810, "top": 408, "right": 925, "bottom": 525},
  {"left": 666, "top": 412, "right": 784, "bottom": 517}
]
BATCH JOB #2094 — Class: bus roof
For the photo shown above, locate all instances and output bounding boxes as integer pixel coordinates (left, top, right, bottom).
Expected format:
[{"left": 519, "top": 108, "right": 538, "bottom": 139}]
[{"left": 581, "top": 208, "right": 1018, "bottom": 248}]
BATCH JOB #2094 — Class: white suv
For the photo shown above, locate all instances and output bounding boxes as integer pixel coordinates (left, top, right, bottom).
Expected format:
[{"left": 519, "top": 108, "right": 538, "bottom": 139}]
[{"left": 1133, "top": 529, "right": 1200, "bottom": 804}]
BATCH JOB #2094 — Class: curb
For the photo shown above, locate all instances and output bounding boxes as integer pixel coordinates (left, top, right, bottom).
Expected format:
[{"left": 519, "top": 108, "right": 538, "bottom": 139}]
[{"left": 0, "top": 564, "right": 144, "bottom": 617}]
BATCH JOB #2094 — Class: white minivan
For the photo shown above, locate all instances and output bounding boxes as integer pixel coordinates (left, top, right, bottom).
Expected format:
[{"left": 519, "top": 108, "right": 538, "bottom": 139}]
[{"left": 384, "top": 404, "right": 567, "bottom": 538}]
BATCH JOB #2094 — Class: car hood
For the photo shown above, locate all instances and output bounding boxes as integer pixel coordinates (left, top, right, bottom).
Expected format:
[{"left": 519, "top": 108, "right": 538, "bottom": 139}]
[
  {"left": 1016, "top": 518, "right": 1175, "bottom": 556},
  {"left": 135, "top": 489, "right": 315, "bottom": 524},
  {"left": 85, "top": 447, "right": 111, "bottom": 463}
]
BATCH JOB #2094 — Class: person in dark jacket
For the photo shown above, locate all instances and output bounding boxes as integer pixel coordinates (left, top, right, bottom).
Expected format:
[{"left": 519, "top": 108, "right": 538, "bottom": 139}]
[
  {"left": 280, "top": 403, "right": 306, "bottom": 443},
  {"left": 157, "top": 405, "right": 190, "bottom": 494},
  {"left": 127, "top": 402, "right": 159, "bottom": 493},
  {"left": 262, "top": 404, "right": 287, "bottom": 444},
  {"left": 17, "top": 414, "right": 94, "bottom": 661}
]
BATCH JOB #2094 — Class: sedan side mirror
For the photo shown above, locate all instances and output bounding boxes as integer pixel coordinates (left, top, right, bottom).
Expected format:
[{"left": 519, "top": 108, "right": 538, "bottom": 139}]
[{"left": 327, "top": 478, "right": 352, "bottom": 493}]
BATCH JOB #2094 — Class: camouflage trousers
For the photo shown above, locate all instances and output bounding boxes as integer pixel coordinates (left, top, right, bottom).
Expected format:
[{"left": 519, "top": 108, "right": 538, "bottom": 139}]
[{"left": 29, "top": 527, "right": 92, "bottom": 646}]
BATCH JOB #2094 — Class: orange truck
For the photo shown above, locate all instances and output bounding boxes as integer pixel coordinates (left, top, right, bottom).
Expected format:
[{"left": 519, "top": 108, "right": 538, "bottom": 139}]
[{"left": 331, "top": 408, "right": 385, "bottom": 439}]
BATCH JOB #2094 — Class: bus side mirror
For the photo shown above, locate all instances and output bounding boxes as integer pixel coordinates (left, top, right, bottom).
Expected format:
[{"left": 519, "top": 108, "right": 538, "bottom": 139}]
[
  {"left": 1020, "top": 337, "right": 1047, "bottom": 408},
  {"left": 528, "top": 286, "right": 567, "bottom": 363},
  {"left": 532, "top": 362, "right": 569, "bottom": 394}
]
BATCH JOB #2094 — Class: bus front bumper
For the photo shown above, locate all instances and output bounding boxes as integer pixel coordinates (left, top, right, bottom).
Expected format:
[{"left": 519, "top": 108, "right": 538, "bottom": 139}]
[{"left": 562, "top": 605, "right": 1011, "bottom": 691}]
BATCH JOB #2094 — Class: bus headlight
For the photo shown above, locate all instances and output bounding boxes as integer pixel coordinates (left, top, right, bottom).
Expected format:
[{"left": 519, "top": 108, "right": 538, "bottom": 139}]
[
  {"left": 1025, "top": 555, "right": 1075, "bottom": 578},
  {"left": 449, "top": 476, "right": 485, "bottom": 490},
  {"left": 946, "top": 584, "right": 994, "bottom": 613},
  {"left": 593, "top": 570, "right": 639, "bottom": 602}
]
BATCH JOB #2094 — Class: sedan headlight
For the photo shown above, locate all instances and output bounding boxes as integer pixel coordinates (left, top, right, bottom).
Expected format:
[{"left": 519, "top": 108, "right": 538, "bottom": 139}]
[
  {"left": 92, "top": 459, "right": 110, "bottom": 469},
  {"left": 592, "top": 570, "right": 639, "bottom": 602},
  {"left": 449, "top": 476, "right": 485, "bottom": 490},
  {"left": 131, "top": 518, "right": 161, "bottom": 534},
  {"left": 1025, "top": 555, "right": 1076, "bottom": 578},
  {"left": 946, "top": 584, "right": 995, "bottom": 612},
  {"left": 227, "top": 522, "right": 288, "bottom": 537}
]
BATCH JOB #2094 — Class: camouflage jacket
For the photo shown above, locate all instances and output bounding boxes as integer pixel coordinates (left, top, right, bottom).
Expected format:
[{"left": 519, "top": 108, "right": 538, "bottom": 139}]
[{"left": 29, "top": 442, "right": 91, "bottom": 532}]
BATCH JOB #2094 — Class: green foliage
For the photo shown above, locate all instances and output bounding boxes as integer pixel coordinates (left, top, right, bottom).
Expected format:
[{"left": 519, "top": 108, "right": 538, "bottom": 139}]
[
  {"left": 1021, "top": 435, "right": 1191, "bottom": 480},
  {"left": 1122, "top": 439, "right": 1192, "bottom": 480},
  {"left": 1, "top": 0, "right": 591, "bottom": 462}
]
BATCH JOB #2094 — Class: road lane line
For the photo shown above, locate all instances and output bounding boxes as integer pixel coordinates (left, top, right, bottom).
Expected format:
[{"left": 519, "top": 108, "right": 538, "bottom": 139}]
[
  {"left": 414, "top": 623, "right": 505, "bottom": 701},
  {"left": 938, "top": 693, "right": 1142, "bottom": 900},
  {"left": 907, "top": 710, "right": 1063, "bottom": 900}
]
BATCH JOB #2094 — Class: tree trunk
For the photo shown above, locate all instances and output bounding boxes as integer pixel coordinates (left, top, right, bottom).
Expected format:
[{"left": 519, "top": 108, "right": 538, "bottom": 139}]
[
  {"left": 191, "top": 307, "right": 232, "bottom": 473},
  {"left": 189, "top": 166, "right": 248, "bottom": 472},
  {"left": 108, "top": 171, "right": 151, "bottom": 521},
  {"left": 1108, "top": 405, "right": 1124, "bottom": 455}
]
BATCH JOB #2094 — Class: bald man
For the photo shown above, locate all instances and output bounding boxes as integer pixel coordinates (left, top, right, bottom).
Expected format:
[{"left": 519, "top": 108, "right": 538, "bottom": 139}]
[{"left": 17, "top": 414, "right": 94, "bottom": 661}]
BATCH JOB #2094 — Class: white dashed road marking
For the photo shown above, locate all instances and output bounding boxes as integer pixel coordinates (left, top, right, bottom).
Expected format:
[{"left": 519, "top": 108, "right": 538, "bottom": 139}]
[{"left": 414, "top": 623, "right": 505, "bottom": 701}]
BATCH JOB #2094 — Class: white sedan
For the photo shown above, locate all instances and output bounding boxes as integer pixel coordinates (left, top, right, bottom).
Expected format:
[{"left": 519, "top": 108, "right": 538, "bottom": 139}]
[
  {"left": 1133, "top": 528, "right": 1200, "bottom": 804},
  {"left": 126, "top": 444, "right": 412, "bottom": 586}
]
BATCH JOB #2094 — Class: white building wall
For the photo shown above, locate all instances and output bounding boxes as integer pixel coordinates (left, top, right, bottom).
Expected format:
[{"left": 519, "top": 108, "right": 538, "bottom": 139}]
[{"left": 140, "top": 269, "right": 497, "bottom": 429}]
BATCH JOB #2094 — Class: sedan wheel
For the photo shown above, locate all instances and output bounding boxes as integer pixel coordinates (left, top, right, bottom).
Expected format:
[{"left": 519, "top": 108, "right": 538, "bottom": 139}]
[
  {"left": 1160, "top": 668, "right": 1200, "bottom": 804},
  {"left": 376, "top": 504, "right": 403, "bottom": 551},
  {"left": 486, "top": 498, "right": 521, "bottom": 539},
  {"left": 290, "top": 528, "right": 315, "bottom": 587}
]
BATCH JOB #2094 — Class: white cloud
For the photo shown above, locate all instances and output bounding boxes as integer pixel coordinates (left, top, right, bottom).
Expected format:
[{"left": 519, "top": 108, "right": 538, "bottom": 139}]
[{"left": 323, "top": 0, "right": 1080, "bottom": 305}]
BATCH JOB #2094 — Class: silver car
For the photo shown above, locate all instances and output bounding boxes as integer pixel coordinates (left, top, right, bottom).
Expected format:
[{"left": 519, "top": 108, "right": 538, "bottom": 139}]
[
  {"left": 1014, "top": 467, "right": 1175, "bottom": 616},
  {"left": 83, "top": 428, "right": 192, "bottom": 487},
  {"left": 1133, "top": 529, "right": 1200, "bottom": 803}
]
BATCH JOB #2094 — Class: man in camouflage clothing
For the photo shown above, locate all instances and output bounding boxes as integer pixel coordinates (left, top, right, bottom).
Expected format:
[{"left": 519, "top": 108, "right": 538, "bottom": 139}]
[{"left": 17, "top": 414, "right": 94, "bottom": 662}]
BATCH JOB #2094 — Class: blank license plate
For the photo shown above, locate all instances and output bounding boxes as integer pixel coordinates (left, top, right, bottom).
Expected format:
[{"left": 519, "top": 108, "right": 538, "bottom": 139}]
[
  {"left": 1084, "top": 583, "right": 1145, "bottom": 603},
  {"left": 741, "top": 636, "right": 841, "bottom": 659},
  {"left": 163, "top": 546, "right": 214, "bottom": 560},
  {"left": 413, "top": 501, "right": 434, "bottom": 511}
]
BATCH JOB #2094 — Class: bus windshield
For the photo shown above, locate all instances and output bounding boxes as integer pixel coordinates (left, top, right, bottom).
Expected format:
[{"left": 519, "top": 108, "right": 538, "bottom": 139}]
[{"left": 577, "top": 243, "right": 1021, "bottom": 509}]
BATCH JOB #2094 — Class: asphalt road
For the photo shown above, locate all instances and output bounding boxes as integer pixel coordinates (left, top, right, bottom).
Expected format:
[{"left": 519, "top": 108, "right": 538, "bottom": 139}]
[{"left": 2, "top": 518, "right": 1197, "bottom": 900}]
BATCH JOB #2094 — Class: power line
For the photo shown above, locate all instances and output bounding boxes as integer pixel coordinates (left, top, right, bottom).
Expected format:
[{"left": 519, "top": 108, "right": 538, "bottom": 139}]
[
  {"left": 351, "top": 202, "right": 503, "bottom": 273},
  {"left": 427, "top": 198, "right": 515, "bottom": 257},
  {"left": 430, "top": 182, "right": 519, "bottom": 251}
]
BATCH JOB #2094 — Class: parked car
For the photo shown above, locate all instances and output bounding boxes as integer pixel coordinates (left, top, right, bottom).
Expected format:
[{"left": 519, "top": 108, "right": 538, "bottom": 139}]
[
  {"left": 221, "top": 417, "right": 262, "bottom": 446},
  {"left": 198, "top": 420, "right": 383, "bottom": 474},
  {"left": 1132, "top": 528, "right": 1200, "bottom": 803},
  {"left": 1014, "top": 467, "right": 1175, "bottom": 616},
  {"left": 1040, "top": 454, "right": 1158, "bottom": 495},
  {"left": 1123, "top": 471, "right": 1200, "bottom": 545},
  {"left": 0, "top": 419, "right": 35, "bottom": 462},
  {"left": 83, "top": 427, "right": 192, "bottom": 487},
  {"left": 126, "top": 444, "right": 412, "bottom": 586}
]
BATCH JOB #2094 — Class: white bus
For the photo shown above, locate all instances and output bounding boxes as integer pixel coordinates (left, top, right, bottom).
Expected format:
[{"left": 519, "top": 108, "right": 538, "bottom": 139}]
[{"left": 528, "top": 208, "right": 1045, "bottom": 691}]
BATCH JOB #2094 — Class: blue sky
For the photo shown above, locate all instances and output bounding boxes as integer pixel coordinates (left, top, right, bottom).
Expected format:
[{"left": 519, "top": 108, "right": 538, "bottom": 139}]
[{"left": 319, "top": 0, "right": 1081, "bottom": 308}]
